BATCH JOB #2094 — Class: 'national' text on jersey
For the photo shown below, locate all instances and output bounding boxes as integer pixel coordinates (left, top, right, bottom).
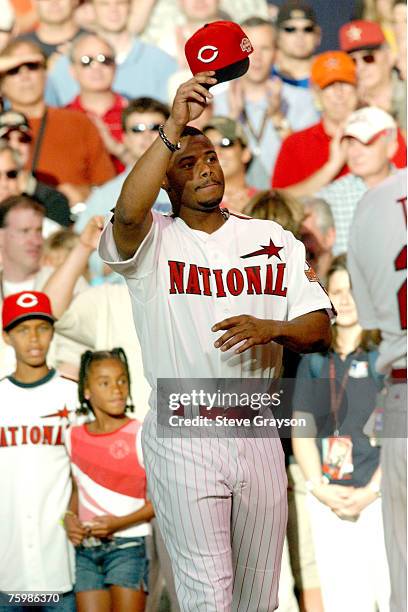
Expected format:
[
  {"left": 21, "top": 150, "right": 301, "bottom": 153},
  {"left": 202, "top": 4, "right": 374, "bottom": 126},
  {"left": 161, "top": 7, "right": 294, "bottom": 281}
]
[{"left": 168, "top": 261, "right": 288, "bottom": 297}]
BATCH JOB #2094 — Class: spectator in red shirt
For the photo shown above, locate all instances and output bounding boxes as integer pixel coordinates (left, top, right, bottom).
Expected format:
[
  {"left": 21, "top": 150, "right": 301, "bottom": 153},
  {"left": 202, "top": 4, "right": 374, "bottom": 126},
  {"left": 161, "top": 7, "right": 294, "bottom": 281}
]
[
  {"left": 0, "top": 39, "right": 116, "bottom": 206},
  {"left": 272, "top": 50, "right": 358, "bottom": 195},
  {"left": 67, "top": 33, "right": 128, "bottom": 173},
  {"left": 272, "top": 49, "right": 406, "bottom": 196}
]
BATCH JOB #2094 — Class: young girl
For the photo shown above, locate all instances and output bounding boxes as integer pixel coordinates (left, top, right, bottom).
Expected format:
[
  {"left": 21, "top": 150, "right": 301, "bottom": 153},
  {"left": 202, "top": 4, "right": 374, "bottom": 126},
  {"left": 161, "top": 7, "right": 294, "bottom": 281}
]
[
  {"left": 292, "top": 255, "right": 390, "bottom": 612},
  {"left": 63, "top": 349, "right": 154, "bottom": 612}
]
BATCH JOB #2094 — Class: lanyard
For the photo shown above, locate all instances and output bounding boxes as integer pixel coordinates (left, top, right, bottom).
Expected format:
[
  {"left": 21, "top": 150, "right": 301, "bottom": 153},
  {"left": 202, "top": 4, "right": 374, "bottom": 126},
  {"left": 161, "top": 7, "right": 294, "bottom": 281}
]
[
  {"left": 241, "top": 107, "right": 269, "bottom": 153},
  {"left": 329, "top": 353, "right": 350, "bottom": 437}
]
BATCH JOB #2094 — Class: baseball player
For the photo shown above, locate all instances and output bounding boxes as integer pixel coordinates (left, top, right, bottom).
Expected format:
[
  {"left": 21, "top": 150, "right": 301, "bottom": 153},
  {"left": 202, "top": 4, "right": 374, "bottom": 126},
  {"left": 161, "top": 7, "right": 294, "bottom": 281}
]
[
  {"left": 98, "top": 68, "right": 332, "bottom": 611},
  {"left": 348, "top": 169, "right": 407, "bottom": 612},
  {"left": 0, "top": 291, "right": 78, "bottom": 610}
]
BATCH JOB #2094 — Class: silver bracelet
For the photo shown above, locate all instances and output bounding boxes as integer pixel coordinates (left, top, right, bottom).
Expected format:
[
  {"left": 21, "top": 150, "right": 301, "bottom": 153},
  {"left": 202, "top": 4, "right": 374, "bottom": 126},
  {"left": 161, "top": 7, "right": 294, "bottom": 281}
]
[{"left": 158, "top": 124, "right": 181, "bottom": 153}]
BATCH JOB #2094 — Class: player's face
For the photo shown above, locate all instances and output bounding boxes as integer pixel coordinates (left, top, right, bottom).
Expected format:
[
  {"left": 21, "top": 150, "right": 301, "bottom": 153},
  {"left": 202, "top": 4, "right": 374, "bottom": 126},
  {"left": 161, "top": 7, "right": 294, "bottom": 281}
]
[
  {"left": 318, "top": 81, "right": 358, "bottom": 124},
  {"left": 204, "top": 128, "right": 249, "bottom": 181},
  {"left": 70, "top": 36, "right": 115, "bottom": 92},
  {"left": 124, "top": 111, "right": 166, "bottom": 163},
  {"left": 277, "top": 18, "right": 321, "bottom": 60},
  {"left": 84, "top": 359, "right": 129, "bottom": 417},
  {"left": 3, "top": 319, "right": 54, "bottom": 367},
  {"left": 244, "top": 25, "right": 276, "bottom": 83},
  {"left": 0, "top": 150, "right": 19, "bottom": 202},
  {"left": 328, "top": 269, "right": 358, "bottom": 328},
  {"left": 0, "top": 43, "right": 46, "bottom": 108},
  {"left": 0, "top": 208, "right": 44, "bottom": 275},
  {"left": 345, "top": 133, "right": 396, "bottom": 180},
  {"left": 165, "top": 135, "right": 224, "bottom": 214}
]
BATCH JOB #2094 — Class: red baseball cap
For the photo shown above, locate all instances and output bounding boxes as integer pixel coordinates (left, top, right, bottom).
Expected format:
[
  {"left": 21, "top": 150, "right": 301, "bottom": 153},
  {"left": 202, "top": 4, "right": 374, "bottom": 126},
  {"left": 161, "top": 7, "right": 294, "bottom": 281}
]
[
  {"left": 339, "top": 20, "right": 386, "bottom": 53},
  {"left": 2, "top": 291, "right": 55, "bottom": 332},
  {"left": 185, "top": 21, "right": 253, "bottom": 84}
]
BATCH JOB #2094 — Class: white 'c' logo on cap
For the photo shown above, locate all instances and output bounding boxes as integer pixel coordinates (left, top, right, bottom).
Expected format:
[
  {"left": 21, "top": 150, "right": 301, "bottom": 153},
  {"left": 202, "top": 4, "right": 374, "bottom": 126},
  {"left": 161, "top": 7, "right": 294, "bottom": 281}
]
[
  {"left": 197, "top": 45, "right": 219, "bottom": 63},
  {"left": 16, "top": 293, "right": 39, "bottom": 308}
]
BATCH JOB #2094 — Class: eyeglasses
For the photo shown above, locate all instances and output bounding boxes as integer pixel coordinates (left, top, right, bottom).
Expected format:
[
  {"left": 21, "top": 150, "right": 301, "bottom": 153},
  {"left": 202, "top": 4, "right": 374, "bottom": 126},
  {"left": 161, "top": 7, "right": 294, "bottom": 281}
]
[
  {"left": 128, "top": 123, "right": 161, "bottom": 133},
  {"left": 78, "top": 54, "right": 115, "bottom": 67},
  {"left": 351, "top": 52, "right": 377, "bottom": 65},
  {"left": 281, "top": 25, "right": 315, "bottom": 34},
  {"left": 0, "top": 169, "right": 18, "bottom": 179},
  {"left": 5, "top": 61, "right": 45, "bottom": 77}
]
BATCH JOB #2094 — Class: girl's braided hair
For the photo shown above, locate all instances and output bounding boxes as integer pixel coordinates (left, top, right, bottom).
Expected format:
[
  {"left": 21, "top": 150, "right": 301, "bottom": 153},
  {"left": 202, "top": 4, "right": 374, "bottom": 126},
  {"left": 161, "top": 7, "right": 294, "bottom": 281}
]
[{"left": 77, "top": 348, "right": 134, "bottom": 415}]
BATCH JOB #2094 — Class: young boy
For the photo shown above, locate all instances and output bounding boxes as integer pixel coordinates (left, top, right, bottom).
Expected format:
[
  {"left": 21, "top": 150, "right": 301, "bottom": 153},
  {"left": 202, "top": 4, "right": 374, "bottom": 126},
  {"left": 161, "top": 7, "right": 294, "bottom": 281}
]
[{"left": 0, "top": 291, "right": 78, "bottom": 611}]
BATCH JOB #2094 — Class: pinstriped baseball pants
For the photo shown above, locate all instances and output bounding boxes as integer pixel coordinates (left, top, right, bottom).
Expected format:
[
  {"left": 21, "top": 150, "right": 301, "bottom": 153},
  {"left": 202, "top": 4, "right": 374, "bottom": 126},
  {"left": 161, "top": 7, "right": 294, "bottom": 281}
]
[{"left": 141, "top": 409, "right": 288, "bottom": 611}]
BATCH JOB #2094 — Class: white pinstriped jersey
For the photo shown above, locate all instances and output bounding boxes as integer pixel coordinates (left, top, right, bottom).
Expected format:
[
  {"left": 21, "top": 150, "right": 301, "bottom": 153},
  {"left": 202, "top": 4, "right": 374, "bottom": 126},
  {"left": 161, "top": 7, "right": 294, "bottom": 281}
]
[
  {"left": 348, "top": 169, "right": 407, "bottom": 374},
  {"left": 99, "top": 210, "right": 332, "bottom": 404},
  {"left": 0, "top": 370, "right": 78, "bottom": 591}
]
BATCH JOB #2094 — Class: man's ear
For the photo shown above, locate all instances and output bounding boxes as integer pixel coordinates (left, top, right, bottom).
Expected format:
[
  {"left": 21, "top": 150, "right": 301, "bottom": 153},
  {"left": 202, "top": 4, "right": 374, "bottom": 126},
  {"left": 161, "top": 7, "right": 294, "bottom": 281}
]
[
  {"left": 2, "top": 330, "right": 11, "bottom": 347},
  {"left": 241, "top": 146, "right": 252, "bottom": 165},
  {"left": 325, "top": 226, "right": 336, "bottom": 250},
  {"left": 0, "top": 228, "right": 4, "bottom": 250}
]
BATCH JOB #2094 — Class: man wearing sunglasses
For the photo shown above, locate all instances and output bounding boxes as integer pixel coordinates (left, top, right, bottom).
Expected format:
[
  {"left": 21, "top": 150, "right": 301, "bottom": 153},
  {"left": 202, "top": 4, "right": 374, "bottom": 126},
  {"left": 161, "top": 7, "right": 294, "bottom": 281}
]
[
  {"left": 0, "top": 39, "right": 116, "bottom": 206},
  {"left": 340, "top": 19, "right": 406, "bottom": 133},
  {"left": 46, "top": 0, "right": 178, "bottom": 107},
  {"left": 67, "top": 33, "right": 128, "bottom": 173},
  {"left": 273, "top": 0, "right": 321, "bottom": 88}
]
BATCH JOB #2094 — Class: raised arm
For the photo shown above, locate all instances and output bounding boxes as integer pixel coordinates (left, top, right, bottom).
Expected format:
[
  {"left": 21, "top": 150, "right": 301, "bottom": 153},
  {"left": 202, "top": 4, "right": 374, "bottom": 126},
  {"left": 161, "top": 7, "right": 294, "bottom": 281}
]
[
  {"left": 112, "top": 72, "right": 217, "bottom": 260},
  {"left": 43, "top": 216, "right": 104, "bottom": 317}
]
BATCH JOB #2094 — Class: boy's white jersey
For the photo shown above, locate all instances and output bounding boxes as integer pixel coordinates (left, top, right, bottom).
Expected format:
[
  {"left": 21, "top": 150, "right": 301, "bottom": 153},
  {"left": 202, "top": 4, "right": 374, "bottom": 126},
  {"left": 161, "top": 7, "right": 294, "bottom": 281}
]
[{"left": 0, "top": 370, "right": 78, "bottom": 591}]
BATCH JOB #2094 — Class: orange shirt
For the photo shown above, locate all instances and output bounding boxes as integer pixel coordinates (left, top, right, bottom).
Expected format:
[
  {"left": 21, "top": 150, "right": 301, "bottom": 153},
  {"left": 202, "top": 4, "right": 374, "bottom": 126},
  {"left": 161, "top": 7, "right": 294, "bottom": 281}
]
[{"left": 28, "top": 107, "right": 116, "bottom": 187}]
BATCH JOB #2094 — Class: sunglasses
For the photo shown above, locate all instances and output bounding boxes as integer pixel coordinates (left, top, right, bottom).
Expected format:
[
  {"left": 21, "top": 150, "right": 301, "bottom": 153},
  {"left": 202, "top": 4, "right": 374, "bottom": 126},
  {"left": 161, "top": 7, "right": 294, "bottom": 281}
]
[
  {"left": 351, "top": 52, "right": 377, "bottom": 65},
  {"left": 79, "top": 54, "right": 115, "bottom": 67},
  {"left": 5, "top": 61, "right": 44, "bottom": 77},
  {"left": 2, "top": 130, "right": 31, "bottom": 144},
  {"left": 128, "top": 123, "right": 161, "bottom": 133},
  {"left": 213, "top": 137, "right": 238, "bottom": 148},
  {"left": 0, "top": 169, "right": 18, "bottom": 179},
  {"left": 281, "top": 25, "right": 315, "bottom": 34}
]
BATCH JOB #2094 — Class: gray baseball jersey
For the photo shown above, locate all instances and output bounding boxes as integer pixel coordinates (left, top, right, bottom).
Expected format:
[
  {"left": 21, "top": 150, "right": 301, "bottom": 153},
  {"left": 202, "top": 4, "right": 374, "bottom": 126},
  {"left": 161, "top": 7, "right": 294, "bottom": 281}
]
[
  {"left": 99, "top": 209, "right": 332, "bottom": 611},
  {"left": 348, "top": 169, "right": 407, "bottom": 375},
  {"left": 348, "top": 169, "right": 407, "bottom": 612}
]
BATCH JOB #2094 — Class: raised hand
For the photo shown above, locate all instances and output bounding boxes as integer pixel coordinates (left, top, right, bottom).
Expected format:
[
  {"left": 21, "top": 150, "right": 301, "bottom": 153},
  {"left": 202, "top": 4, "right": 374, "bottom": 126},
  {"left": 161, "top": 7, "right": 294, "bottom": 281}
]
[{"left": 171, "top": 72, "right": 217, "bottom": 128}]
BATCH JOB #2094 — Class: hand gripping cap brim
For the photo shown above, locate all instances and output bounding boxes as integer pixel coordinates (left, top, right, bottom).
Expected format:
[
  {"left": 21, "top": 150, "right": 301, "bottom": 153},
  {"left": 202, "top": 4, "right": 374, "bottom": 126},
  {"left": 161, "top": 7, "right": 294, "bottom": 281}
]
[{"left": 185, "top": 21, "right": 253, "bottom": 84}]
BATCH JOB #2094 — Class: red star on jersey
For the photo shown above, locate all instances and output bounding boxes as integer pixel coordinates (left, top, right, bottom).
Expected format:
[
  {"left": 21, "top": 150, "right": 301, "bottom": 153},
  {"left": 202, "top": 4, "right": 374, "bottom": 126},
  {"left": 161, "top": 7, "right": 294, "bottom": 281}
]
[
  {"left": 41, "top": 405, "right": 71, "bottom": 419},
  {"left": 241, "top": 239, "right": 283, "bottom": 260}
]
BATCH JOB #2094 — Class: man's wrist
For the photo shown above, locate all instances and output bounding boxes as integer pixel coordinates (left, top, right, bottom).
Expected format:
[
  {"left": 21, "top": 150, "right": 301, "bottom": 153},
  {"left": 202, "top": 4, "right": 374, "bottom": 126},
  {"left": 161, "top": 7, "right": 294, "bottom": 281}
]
[{"left": 164, "top": 117, "right": 185, "bottom": 142}]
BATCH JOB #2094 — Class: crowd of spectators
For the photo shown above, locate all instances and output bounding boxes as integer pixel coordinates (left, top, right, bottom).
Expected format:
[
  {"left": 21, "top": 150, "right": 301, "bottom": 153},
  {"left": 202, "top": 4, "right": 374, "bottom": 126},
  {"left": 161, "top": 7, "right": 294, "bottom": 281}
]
[{"left": 0, "top": 0, "right": 406, "bottom": 610}]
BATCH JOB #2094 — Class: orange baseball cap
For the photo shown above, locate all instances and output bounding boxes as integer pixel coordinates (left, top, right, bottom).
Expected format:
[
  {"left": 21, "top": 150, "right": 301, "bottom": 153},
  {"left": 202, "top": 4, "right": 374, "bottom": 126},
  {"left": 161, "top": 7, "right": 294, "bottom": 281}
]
[{"left": 310, "top": 51, "right": 357, "bottom": 89}]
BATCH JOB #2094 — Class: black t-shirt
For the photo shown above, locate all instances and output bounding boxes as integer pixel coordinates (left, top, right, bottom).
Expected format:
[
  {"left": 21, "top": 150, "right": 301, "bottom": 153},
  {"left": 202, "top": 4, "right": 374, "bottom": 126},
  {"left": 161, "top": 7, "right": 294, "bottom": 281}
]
[
  {"left": 293, "top": 350, "right": 380, "bottom": 487},
  {"left": 269, "top": 0, "right": 361, "bottom": 52},
  {"left": 17, "top": 28, "right": 88, "bottom": 58}
]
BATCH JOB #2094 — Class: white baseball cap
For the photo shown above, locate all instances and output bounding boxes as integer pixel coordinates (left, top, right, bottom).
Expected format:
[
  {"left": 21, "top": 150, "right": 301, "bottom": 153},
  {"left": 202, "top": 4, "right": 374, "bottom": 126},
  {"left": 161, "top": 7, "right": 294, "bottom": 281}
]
[{"left": 343, "top": 106, "right": 397, "bottom": 144}]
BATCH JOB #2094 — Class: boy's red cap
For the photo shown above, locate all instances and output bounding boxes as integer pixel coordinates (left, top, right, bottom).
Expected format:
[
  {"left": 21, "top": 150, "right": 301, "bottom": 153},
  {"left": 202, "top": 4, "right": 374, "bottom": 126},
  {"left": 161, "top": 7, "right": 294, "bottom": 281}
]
[
  {"left": 185, "top": 21, "right": 253, "bottom": 84},
  {"left": 2, "top": 291, "right": 55, "bottom": 331}
]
